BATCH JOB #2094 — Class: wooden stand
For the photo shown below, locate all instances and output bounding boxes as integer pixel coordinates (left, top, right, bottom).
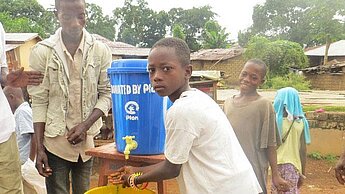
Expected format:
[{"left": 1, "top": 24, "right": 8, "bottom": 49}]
[
  {"left": 86, "top": 143, "right": 166, "bottom": 194},
  {"left": 190, "top": 80, "right": 218, "bottom": 100}
]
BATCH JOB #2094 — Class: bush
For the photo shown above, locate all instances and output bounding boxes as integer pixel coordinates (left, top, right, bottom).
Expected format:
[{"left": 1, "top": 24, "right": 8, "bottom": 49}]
[
  {"left": 244, "top": 36, "right": 309, "bottom": 76},
  {"left": 308, "top": 152, "right": 323, "bottom": 160},
  {"left": 261, "top": 72, "right": 311, "bottom": 90},
  {"left": 308, "top": 152, "right": 339, "bottom": 165}
]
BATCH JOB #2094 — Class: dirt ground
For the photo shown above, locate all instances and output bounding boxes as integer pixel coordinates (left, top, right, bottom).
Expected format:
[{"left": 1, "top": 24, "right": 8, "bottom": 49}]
[
  {"left": 90, "top": 157, "right": 345, "bottom": 194},
  {"left": 299, "top": 158, "right": 345, "bottom": 194}
]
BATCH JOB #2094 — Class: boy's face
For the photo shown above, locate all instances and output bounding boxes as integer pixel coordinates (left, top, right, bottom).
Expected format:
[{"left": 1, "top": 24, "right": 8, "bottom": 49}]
[
  {"left": 56, "top": 0, "right": 86, "bottom": 40},
  {"left": 238, "top": 62, "right": 265, "bottom": 93},
  {"left": 3, "top": 90, "right": 16, "bottom": 111},
  {"left": 148, "top": 47, "right": 191, "bottom": 102}
]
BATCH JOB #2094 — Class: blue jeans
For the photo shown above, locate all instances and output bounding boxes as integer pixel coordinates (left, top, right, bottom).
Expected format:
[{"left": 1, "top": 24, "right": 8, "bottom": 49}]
[{"left": 45, "top": 151, "right": 93, "bottom": 194}]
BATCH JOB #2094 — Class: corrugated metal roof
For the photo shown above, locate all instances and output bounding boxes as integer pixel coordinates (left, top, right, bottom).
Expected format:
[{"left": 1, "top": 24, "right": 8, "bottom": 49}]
[
  {"left": 111, "top": 47, "right": 150, "bottom": 56},
  {"left": 301, "top": 62, "right": 345, "bottom": 74},
  {"left": 305, "top": 40, "right": 345, "bottom": 56},
  {"left": 92, "top": 34, "right": 135, "bottom": 48},
  {"left": 5, "top": 33, "right": 41, "bottom": 43},
  {"left": 93, "top": 34, "right": 149, "bottom": 57},
  {"left": 191, "top": 47, "right": 244, "bottom": 61}
]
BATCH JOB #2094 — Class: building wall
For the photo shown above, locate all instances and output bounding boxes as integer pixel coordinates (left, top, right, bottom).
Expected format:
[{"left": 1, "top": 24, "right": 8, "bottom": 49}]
[
  {"left": 19, "top": 39, "right": 39, "bottom": 70},
  {"left": 6, "top": 49, "right": 19, "bottom": 71},
  {"left": 305, "top": 73, "right": 345, "bottom": 90},
  {"left": 112, "top": 56, "right": 122, "bottom": 61},
  {"left": 308, "top": 56, "right": 345, "bottom": 66},
  {"left": 306, "top": 111, "right": 345, "bottom": 156},
  {"left": 191, "top": 55, "right": 246, "bottom": 86},
  {"left": 330, "top": 56, "right": 345, "bottom": 62}
]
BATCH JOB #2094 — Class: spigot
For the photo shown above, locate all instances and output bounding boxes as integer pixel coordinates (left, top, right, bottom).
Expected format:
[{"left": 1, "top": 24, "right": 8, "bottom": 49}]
[{"left": 123, "top": 135, "right": 138, "bottom": 160}]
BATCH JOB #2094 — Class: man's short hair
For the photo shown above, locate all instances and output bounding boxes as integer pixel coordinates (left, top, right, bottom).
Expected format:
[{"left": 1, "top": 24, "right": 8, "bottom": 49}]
[
  {"left": 247, "top": 58, "right": 267, "bottom": 77},
  {"left": 55, "top": 0, "right": 86, "bottom": 11},
  {"left": 151, "top": 37, "right": 190, "bottom": 66}
]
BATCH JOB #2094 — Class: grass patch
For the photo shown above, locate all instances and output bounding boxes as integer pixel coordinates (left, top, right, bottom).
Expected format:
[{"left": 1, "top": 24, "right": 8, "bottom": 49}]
[
  {"left": 323, "top": 154, "right": 339, "bottom": 165},
  {"left": 308, "top": 152, "right": 339, "bottom": 165},
  {"left": 308, "top": 152, "right": 323, "bottom": 160},
  {"left": 303, "top": 105, "right": 345, "bottom": 112}
]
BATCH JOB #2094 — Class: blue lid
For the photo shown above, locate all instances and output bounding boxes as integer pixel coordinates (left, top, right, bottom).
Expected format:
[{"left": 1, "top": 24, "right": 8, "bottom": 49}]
[{"left": 108, "top": 59, "right": 148, "bottom": 74}]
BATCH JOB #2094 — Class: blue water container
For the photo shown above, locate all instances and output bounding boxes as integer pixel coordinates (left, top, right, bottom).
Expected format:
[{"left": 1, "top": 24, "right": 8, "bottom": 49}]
[{"left": 107, "top": 59, "right": 169, "bottom": 155}]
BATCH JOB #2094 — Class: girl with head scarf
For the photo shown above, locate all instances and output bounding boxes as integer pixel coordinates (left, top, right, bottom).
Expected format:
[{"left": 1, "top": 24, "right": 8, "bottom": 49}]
[{"left": 272, "top": 87, "right": 311, "bottom": 194}]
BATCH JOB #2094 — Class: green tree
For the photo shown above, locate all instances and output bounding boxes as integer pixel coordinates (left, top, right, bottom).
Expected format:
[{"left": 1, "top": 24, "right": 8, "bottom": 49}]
[
  {"left": 86, "top": 3, "right": 116, "bottom": 40},
  {"left": 201, "top": 20, "right": 230, "bottom": 49},
  {"left": 172, "top": 24, "right": 186, "bottom": 40},
  {"left": 114, "top": 2, "right": 218, "bottom": 49},
  {"left": 241, "top": 0, "right": 345, "bottom": 49},
  {"left": 238, "top": 29, "right": 255, "bottom": 47},
  {"left": 113, "top": 0, "right": 168, "bottom": 47},
  {"left": 168, "top": 6, "right": 216, "bottom": 51},
  {"left": 0, "top": 0, "right": 56, "bottom": 37},
  {"left": 306, "top": 0, "right": 345, "bottom": 64},
  {"left": 0, "top": 12, "right": 46, "bottom": 35},
  {"left": 244, "top": 36, "right": 309, "bottom": 76},
  {"left": 142, "top": 10, "right": 169, "bottom": 47}
]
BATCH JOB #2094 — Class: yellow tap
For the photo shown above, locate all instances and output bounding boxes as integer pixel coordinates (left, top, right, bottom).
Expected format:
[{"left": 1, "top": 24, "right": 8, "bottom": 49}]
[{"left": 122, "top": 135, "right": 138, "bottom": 160}]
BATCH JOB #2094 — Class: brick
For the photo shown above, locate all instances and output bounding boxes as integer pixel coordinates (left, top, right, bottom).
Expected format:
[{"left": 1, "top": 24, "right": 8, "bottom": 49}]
[
  {"left": 318, "top": 121, "right": 328, "bottom": 128},
  {"left": 191, "top": 55, "right": 246, "bottom": 87},
  {"left": 308, "top": 120, "right": 318, "bottom": 128},
  {"left": 305, "top": 111, "right": 318, "bottom": 120},
  {"left": 316, "top": 113, "right": 329, "bottom": 121}
]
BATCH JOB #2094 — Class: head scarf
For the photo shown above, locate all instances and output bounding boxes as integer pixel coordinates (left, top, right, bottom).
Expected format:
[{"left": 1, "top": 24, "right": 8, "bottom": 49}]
[{"left": 273, "top": 87, "right": 311, "bottom": 144}]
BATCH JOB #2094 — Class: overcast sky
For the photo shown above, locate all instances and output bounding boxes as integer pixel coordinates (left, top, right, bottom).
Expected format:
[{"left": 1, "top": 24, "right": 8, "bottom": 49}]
[{"left": 38, "top": 0, "right": 265, "bottom": 40}]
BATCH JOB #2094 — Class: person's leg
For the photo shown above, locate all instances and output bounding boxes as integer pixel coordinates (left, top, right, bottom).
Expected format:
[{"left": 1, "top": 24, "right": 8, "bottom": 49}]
[
  {"left": 71, "top": 156, "right": 93, "bottom": 194},
  {"left": 0, "top": 133, "right": 23, "bottom": 194},
  {"left": 45, "top": 151, "right": 71, "bottom": 194},
  {"left": 23, "top": 178, "right": 37, "bottom": 194}
]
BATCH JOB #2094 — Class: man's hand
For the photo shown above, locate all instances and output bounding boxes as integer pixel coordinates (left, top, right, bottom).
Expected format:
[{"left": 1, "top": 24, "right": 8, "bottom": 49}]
[
  {"left": 7, "top": 67, "right": 43, "bottom": 87},
  {"left": 272, "top": 174, "right": 291, "bottom": 192},
  {"left": 66, "top": 122, "right": 88, "bottom": 145},
  {"left": 35, "top": 148, "right": 52, "bottom": 177},
  {"left": 335, "top": 154, "right": 345, "bottom": 184}
]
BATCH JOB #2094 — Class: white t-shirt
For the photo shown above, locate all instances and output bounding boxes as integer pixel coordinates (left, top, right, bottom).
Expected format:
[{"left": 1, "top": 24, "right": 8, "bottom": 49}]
[
  {"left": 0, "top": 87, "right": 16, "bottom": 143},
  {"left": 165, "top": 89, "right": 262, "bottom": 194},
  {"left": 0, "top": 22, "right": 15, "bottom": 144},
  {"left": 0, "top": 22, "right": 6, "bottom": 69}
]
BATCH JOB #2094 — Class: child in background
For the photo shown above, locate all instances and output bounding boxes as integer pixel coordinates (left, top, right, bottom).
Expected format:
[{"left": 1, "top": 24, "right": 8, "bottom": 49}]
[
  {"left": 223, "top": 59, "right": 290, "bottom": 193},
  {"left": 109, "top": 37, "right": 262, "bottom": 194},
  {"left": 4, "top": 86, "right": 47, "bottom": 194},
  {"left": 4, "top": 86, "right": 36, "bottom": 165},
  {"left": 272, "top": 87, "right": 311, "bottom": 193}
]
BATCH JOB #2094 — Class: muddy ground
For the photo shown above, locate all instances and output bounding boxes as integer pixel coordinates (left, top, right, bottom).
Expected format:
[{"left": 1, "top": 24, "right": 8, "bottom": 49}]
[{"left": 90, "top": 156, "right": 345, "bottom": 194}]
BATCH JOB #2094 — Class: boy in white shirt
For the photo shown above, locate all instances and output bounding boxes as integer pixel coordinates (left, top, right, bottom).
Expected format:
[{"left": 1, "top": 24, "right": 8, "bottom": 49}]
[{"left": 110, "top": 37, "right": 262, "bottom": 194}]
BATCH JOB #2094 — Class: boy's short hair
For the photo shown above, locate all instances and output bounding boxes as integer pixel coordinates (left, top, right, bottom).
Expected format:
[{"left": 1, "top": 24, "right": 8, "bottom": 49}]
[
  {"left": 247, "top": 58, "right": 267, "bottom": 77},
  {"left": 55, "top": 0, "right": 86, "bottom": 11},
  {"left": 151, "top": 37, "right": 190, "bottom": 66}
]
